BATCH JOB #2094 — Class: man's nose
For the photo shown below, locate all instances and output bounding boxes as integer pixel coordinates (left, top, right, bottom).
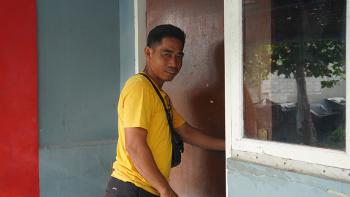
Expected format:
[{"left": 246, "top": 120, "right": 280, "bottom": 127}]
[{"left": 168, "top": 55, "right": 178, "bottom": 67}]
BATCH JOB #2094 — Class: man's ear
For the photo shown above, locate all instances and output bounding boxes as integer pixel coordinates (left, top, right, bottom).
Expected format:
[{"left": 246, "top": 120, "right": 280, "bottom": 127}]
[{"left": 144, "top": 46, "right": 152, "bottom": 61}]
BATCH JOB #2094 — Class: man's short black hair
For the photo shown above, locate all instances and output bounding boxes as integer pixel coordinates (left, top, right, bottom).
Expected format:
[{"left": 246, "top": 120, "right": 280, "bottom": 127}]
[{"left": 147, "top": 24, "right": 186, "bottom": 48}]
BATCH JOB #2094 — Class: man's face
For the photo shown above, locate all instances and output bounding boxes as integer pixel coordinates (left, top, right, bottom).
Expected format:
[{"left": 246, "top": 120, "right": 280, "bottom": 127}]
[{"left": 145, "top": 37, "right": 184, "bottom": 83}]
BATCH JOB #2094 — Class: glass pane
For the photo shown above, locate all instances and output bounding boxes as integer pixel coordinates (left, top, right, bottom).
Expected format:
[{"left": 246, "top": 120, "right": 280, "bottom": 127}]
[{"left": 243, "top": 0, "right": 346, "bottom": 150}]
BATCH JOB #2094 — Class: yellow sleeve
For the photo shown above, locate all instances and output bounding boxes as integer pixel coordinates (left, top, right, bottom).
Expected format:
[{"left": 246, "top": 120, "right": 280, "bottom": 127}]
[
  {"left": 172, "top": 107, "right": 185, "bottom": 128},
  {"left": 122, "top": 82, "right": 154, "bottom": 131}
]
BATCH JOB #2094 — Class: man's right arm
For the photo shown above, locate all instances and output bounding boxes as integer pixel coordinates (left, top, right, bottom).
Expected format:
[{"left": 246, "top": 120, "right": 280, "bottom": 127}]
[{"left": 124, "top": 127, "right": 178, "bottom": 197}]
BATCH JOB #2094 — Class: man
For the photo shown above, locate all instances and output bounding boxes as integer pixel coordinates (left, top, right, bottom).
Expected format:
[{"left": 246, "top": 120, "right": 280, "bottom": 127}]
[{"left": 105, "top": 24, "right": 225, "bottom": 197}]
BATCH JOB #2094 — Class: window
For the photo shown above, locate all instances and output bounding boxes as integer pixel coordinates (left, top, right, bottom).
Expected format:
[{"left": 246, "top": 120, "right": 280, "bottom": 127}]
[
  {"left": 225, "top": 0, "right": 349, "bottom": 181},
  {"left": 243, "top": 0, "right": 346, "bottom": 150}
]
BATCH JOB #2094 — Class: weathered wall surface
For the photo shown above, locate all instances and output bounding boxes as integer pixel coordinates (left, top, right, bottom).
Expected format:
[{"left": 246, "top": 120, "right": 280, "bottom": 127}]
[{"left": 227, "top": 158, "right": 350, "bottom": 197}]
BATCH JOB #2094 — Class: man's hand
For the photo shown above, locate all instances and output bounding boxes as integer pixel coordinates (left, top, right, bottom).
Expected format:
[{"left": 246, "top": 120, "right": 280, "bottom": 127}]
[{"left": 160, "top": 187, "right": 179, "bottom": 197}]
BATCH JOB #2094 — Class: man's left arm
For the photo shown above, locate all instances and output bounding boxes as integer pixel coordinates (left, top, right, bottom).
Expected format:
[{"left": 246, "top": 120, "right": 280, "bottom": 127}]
[{"left": 175, "top": 122, "right": 225, "bottom": 151}]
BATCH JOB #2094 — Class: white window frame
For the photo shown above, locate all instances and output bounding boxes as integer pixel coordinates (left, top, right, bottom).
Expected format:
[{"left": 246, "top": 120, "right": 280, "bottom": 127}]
[{"left": 224, "top": 0, "right": 350, "bottom": 181}]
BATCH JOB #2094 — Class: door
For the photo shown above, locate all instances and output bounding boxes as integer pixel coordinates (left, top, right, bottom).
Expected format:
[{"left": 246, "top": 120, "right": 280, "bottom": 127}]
[{"left": 147, "top": 1, "right": 225, "bottom": 197}]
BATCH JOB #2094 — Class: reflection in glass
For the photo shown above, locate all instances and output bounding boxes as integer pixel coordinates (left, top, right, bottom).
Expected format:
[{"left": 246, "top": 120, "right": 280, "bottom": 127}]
[{"left": 243, "top": 0, "right": 346, "bottom": 150}]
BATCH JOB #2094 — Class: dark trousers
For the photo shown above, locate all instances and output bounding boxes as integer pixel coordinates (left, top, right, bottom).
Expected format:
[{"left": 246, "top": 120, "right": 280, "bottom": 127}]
[{"left": 105, "top": 177, "right": 159, "bottom": 197}]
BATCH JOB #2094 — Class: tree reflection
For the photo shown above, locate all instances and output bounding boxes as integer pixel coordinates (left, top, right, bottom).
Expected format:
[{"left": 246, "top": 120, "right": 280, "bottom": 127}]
[
  {"left": 244, "top": 0, "right": 346, "bottom": 146},
  {"left": 271, "top": 0, "right": 345, "bottom": 145}
]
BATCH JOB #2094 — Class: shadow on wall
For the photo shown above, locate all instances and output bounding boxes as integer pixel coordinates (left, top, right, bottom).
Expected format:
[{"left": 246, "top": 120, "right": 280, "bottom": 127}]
[{"left": 188, "top": 40, "right": 226, "bottom": 196}]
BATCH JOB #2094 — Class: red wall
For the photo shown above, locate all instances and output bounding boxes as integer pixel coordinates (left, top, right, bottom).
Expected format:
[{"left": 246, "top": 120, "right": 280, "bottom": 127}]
[{"left": 0, "top": 1, "right": 39, "bottom": 196}]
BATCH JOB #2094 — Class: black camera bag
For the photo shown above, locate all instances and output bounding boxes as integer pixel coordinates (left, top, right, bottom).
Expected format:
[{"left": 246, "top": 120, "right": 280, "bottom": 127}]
[{"left": 139, "top": 73, "right": 184, "bottom": 167}]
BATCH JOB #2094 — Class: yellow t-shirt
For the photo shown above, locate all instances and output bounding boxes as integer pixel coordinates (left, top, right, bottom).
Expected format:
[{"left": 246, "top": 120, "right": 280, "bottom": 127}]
[{"left": 111, "top": 73, "right": 185, "bottom": 195}]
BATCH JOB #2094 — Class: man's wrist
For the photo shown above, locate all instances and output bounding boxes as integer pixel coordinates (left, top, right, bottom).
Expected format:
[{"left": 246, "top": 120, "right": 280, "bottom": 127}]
[{"left": 158, "top": 184, "right": 173, "bottom": 195}]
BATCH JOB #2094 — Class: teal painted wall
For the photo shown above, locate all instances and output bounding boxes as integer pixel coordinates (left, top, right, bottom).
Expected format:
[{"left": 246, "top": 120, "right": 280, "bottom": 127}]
[
  {"left": 227, "top": 158, "right": 350, "bottom": 197},
  {"left": 37, "top": 0, "right": 122, "bottom": 196}
]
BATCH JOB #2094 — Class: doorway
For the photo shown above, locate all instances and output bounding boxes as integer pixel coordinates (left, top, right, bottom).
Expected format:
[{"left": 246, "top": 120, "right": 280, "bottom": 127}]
[{"left": 146, "top": 1, "right": 225, "bottom": 196}]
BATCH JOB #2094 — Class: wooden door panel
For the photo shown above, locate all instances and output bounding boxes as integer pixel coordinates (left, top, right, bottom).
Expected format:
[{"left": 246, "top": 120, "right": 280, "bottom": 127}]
[{"left": 147, "top": 1, "right": 225, "bottom": 196}]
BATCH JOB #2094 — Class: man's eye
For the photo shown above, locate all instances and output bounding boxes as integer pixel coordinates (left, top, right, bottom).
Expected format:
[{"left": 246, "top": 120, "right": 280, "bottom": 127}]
[
  {"left": 162, "top": 53, "right": 171, "bottom": 57},
  {"left": 176, "top": 54, "right": 184, "bottom": 59}
]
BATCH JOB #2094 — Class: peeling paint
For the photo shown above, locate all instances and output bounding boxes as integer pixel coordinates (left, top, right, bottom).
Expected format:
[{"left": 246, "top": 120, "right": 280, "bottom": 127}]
[
  {"left": 326, "top": 189, "right": 350, "bottom": 197},
  {"left": 228, "top": 159, "right": 350, "bottom": 197},
  {"left": 231, "top": 150, "right": 350, "bottom": 183}
]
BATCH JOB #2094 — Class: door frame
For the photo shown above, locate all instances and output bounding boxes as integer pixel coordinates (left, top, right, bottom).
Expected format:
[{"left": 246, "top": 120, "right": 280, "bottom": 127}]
[
  {"left": 134, "top": 0, "right": 147, "bottom": 73},
  {"left": 133, "top": 1, "right": 229, "bottom": 196}
]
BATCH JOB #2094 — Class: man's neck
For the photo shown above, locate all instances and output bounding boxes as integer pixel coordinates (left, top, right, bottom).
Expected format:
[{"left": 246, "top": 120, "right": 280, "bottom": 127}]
[{"left": 143, "top": 67, "right": 164, "bottom": 88}]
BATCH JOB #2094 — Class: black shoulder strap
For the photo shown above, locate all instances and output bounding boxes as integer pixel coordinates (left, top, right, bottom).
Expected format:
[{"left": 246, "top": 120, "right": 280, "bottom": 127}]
[{"left": 138, "top": 73, "right": 175, "bottom": 129}]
